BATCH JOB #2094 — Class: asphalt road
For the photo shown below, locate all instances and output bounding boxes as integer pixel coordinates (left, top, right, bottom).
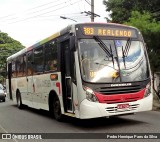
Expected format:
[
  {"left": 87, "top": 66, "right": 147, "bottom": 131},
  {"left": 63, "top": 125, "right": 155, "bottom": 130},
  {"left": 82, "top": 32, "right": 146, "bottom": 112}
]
[{"left": 0, "top": 99, "right": 160, "bottom": 142}]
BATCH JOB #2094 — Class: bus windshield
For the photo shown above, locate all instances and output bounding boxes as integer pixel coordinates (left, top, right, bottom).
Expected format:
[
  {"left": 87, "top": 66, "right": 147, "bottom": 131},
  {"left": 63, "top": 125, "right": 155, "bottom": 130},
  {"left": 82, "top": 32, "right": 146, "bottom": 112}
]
[{"left": 78, "top": 39, "right": 149, "bottom": 83}]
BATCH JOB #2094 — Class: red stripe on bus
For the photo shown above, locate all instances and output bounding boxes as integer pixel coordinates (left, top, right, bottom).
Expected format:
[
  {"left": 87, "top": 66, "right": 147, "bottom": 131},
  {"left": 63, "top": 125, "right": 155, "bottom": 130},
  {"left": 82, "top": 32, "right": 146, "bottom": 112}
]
[
  {"left": 94, "top": 89, "right": 145, "bottom": 104},
  {"left": 56, "top": 82, "right": 61, "bottom": 95}
]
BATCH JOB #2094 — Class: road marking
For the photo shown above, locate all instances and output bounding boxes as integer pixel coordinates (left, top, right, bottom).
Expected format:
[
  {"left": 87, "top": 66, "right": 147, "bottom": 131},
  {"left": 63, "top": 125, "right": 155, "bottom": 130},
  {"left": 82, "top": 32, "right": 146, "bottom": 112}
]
[
  {"left": 0, "top": 124, "right": 8, "bottom": 133},
  {"left": 0, "top": 124, "right": 18, "bottom": 142}
]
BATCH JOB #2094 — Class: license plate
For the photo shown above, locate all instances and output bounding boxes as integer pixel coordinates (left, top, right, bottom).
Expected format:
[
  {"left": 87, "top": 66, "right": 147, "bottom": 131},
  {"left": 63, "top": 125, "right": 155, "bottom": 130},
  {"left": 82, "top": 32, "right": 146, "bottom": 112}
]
[{"left": 117, "top": 104, "right": 129, "bottom": 109}]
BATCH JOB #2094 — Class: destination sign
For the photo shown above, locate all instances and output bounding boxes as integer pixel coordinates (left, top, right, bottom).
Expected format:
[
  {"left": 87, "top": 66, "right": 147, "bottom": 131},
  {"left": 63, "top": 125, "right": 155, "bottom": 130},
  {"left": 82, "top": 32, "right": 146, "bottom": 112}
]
[{"left": 83, "top": 26, "right": 137, "bottom": 38}]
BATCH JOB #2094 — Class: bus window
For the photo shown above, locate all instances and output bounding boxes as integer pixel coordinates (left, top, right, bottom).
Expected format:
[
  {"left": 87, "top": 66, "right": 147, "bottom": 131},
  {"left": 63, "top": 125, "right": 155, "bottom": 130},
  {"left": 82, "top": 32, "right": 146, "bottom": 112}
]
[
  {"left": 34, "top": 47, "right": 44, "bottom": 74},
  {"left": 11, "top": 61, "right": 16, "bottom": 77},
  {"left": 17, "top": 56, "right": 24, "bottom": 77},
  {"left": 27, "top": 50, "right": 33, "bottom": 76},
  {"left": 44, "top": 41, "right": 58, "bottom": 72},
  {"left": 23, "top": 55, "right": 27, "bottom": 76}
]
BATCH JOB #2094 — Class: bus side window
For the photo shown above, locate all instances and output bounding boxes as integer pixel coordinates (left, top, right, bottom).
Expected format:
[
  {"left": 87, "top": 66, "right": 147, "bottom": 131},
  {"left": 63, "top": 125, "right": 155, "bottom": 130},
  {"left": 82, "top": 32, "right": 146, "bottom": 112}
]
[
  {"left": 46, "top": 60, "right": 57, "bottom": 71},
  {"left": 17, "top": 56, "right": 24, "bottom": 77},
  {"left": 34, "top": 46, "right": 44, "bottom": 73},
  {"left": 12, "top": 61, "right": 16, "bottom": 77},
  {"left": 23, "top": 55, "right": 27, "bottom": 76},
  {"left": 27, "top": 50, "right": 33, "bottom": 76},
  {"left": 44, "top": 40, "right": 58, "bottom": 72}
]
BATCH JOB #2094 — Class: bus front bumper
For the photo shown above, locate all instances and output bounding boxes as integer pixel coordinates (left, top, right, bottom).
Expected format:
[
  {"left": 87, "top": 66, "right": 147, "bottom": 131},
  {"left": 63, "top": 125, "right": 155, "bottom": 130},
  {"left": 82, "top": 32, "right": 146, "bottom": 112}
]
[{"left": 79, "top": 94, "right": 153, "bottom": 119}]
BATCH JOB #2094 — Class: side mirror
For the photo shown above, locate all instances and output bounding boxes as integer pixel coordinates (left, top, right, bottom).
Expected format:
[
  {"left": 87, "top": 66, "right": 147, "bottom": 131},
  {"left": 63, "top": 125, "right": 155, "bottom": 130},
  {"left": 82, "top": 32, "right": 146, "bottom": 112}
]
[{"left": 70, "top": 36, "right": 76, "bottom": 51}]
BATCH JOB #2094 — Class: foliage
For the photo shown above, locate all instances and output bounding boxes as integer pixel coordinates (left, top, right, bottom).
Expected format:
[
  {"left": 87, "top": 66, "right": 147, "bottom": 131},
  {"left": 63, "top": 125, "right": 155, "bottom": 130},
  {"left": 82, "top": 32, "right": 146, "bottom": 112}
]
[
  {"left": 124, "top": 11, "right": 160, "bottom": 72},
  {"left": 103, "top": 0, "right": 160, "bottom": 23},
  {"left": 0, "top": 32, "right": 24, "bottom": 82}
]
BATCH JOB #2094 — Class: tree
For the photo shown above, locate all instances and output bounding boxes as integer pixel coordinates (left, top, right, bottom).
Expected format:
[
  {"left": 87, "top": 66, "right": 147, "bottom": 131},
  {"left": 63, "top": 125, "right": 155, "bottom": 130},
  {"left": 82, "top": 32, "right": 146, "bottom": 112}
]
[
  {"left": 103, "top": 0, "right": 160, "bottom": 23},
  {"left": 0, "top": 31, "right": 24, "bottom": 82},
  {"left": 124, "top": 11, "right": 160, "bottom": 95}
]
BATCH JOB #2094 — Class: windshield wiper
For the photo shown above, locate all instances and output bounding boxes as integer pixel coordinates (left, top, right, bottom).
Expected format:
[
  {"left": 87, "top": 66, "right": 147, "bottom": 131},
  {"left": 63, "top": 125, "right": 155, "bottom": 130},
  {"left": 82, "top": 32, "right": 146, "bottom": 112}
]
[
  {"left": 93, "top": 36, "right": 112, "bottom": 57},
  {"left": 93, "top": 36, "right": 115, "bottom": 67},
  {"left": 109, "top": 44, "right": 114, "bottom": 67},
  {"left": 123, "top": 38, "right": 131, "bottom": 57},
  {"left": 122, "top": 38, "right": 132, "bottom": 68}
]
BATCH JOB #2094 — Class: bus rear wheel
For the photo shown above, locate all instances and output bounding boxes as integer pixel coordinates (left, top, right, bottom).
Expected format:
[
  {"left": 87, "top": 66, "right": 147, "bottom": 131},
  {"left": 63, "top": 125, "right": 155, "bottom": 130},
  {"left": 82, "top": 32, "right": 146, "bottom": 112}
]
[
  {"left": 53, "top": 96, "right": 63, "bottom": 121},
  {"left": 16, "top": 91, "right": 23, "bottom": 109}
]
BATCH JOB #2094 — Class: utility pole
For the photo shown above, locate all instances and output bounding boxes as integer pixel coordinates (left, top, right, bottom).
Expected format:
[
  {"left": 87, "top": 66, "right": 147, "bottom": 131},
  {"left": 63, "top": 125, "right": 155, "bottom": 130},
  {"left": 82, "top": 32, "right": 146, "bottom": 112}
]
[
  {"left": 83, "top": 0, "right": 100, "bottom": 22},
  {"left": 91, "top": 0, "right": 94, "bottom": 22}
]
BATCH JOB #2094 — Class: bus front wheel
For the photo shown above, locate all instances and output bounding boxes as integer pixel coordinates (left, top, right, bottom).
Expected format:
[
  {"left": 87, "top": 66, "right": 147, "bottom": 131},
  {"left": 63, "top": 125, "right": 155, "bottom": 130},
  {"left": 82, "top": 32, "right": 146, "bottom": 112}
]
[{"left": 53, "top": 96, "right": 63, "bottom": 121}]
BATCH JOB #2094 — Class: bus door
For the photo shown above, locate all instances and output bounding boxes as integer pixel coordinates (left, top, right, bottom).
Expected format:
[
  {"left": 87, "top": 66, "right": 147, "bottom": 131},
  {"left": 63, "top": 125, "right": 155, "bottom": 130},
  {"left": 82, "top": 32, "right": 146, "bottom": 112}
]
[
  {"left": 26, "top": 50, "right": 34, "bottom": 107},
  {"left": 7, "top": 63, "right": 12, "bottom": 100},
  {"left": 61, "top": 40, "right": 74, "bottom": 112}
]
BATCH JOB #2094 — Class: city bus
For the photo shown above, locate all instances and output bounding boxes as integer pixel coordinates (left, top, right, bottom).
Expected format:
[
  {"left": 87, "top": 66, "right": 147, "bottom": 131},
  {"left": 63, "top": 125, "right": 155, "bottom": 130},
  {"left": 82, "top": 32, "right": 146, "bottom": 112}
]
[{"left": 6, "top": 23, "right": 153, "bottom": 121}]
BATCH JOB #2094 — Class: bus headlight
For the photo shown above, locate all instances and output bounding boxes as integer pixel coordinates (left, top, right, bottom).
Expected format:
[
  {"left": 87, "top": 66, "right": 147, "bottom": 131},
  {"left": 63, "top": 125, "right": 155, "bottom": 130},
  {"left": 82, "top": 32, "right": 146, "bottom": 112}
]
[
  {"left": 144, "top": 83, "right": 151, "bottom": 98},
  {"left": 84, "top": 86, "right": 98, "bottom": 102}
]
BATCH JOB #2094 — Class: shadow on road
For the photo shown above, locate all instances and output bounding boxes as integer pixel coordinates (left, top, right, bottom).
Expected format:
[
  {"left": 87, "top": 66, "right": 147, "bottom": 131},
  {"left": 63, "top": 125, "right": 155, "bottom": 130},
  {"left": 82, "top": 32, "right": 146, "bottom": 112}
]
[
  {"left": 11, "top": 104, "right": 147, "bottom": 130},
  {"left": 65, "top": 116, "right": 146, "bottom": 130}
]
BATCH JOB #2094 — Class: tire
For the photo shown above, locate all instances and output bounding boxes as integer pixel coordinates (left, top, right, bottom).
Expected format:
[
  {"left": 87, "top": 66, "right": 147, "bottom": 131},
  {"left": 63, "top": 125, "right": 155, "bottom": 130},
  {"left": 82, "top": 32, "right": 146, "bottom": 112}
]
[
  {"left": 53, "top": 96, "right": 63, "bottom": 121},
  {"left": 2, "top": 98, "right": 5, "bottom": 102},
  {"left": 16, "top": 91, "right": 23, "bottom": 109}
]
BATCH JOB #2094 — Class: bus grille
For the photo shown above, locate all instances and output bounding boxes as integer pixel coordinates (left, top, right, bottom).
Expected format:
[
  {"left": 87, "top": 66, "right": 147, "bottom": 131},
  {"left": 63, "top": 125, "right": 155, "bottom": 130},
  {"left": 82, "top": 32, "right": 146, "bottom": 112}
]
[
  {"left": 95, "top": 85, "right": 142, "bottom": 95},
  {"left": 105, "top": 104, "right": 139, "bottom": 113}
]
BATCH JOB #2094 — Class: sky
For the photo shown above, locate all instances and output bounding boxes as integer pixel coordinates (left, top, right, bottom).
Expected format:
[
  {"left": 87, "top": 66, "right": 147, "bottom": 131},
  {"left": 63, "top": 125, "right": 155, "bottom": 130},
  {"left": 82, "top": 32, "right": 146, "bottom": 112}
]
[{"left": 0, "top": 0, "right": 109, "bottom": 47}]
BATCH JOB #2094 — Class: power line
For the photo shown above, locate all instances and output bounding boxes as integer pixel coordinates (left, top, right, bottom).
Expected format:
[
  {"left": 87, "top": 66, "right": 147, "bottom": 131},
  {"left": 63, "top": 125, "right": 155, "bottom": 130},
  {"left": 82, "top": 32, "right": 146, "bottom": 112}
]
[
  {"left": 84, "top": 0, "right": 91, "bottom": 5},
  {"left": 83, "top": 0, "right": 87, "bottom": 12},
  {"left": 38, "top": 12, "right": 82, "bottom": 17},
  {"left": 25, "top": 0, "right": 64, "bottom": 11},
  {"left": 77, "top": 0, "right": 83, "bottom": 12},
  {"left": 84, "top": 0, "right": 101, "bottom": 22},
  {"left": 23, "top": 0, "right": 72, "bottom": 17},
  {"left": 1, "top": 12, "right": 83, "bottom": 23},
  {"left": 68, "top": 0, "right": 82, "bottom": 15},
  {"left": 5, "top": 0, "right": 81, "bottom": 24},
  {"left": 24, "top": 14, "right": 89, "bottom": 22},
  {"left": 0, "top": 0, "right": 65, "bottom": 20},
  {"left": 0, "top": 0, "right": 71, "bottom": 22},
  {"left": 0, "top": 0, "right": 94, "bottom": 25}
]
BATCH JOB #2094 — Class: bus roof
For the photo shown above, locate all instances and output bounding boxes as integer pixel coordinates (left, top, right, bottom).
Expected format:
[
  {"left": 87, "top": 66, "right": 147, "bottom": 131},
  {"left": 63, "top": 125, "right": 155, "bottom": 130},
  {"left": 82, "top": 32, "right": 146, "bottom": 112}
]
[{"left": 7, "top": 22, "right": 138, "bottom": 61}]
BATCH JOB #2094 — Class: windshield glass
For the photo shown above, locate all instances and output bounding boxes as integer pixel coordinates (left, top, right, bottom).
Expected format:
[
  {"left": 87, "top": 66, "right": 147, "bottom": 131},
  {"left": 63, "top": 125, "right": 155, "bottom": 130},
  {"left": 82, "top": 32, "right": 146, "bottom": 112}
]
[{"left": 78, "top": 39, "right": 149, "bottom": 83}]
